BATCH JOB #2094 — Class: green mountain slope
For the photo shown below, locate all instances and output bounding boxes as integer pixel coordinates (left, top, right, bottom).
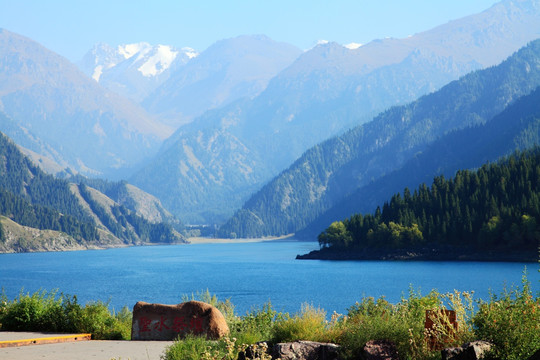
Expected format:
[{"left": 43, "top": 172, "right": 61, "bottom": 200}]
[
  {"left": 70, "top": 175, "right": 183, "bottom": 228},
  {"left": 219, "top": 39, "right": 540, "bottom": 238},
  {"left": 297, "top": 83, "right": 540, "bottom": 239}
]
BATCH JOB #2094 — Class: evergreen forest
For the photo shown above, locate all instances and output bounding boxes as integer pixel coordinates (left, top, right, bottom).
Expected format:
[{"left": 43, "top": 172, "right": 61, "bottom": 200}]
[{"left": 315, "top": 149, "right": 540, "bottom": 260}]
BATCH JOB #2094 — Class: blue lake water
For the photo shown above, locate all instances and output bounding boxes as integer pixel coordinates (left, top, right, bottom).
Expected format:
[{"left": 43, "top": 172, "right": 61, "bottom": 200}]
[{"left": 0, "top": 240, "right": 538, "bottom": 316}]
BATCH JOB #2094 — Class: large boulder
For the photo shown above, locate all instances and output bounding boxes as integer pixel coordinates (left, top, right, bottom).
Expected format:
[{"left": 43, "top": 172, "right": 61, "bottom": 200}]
[
  {"left": 362, "top": 340, "right": 399, "bottom": 360},
  {"left": 272, "top": 340, "right": 341, "bottom": 360},
  {"left": 441, "top": 341, "right": 494, "bottom": 360},
  {"left": 131, "top": 300, "right": 229, "bottom": 340}
]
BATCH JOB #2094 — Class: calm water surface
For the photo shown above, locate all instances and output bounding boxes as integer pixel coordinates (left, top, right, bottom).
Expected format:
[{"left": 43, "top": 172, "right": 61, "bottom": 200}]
[{"left": 0, "top": 240, "right": 538, "bottom": 315}]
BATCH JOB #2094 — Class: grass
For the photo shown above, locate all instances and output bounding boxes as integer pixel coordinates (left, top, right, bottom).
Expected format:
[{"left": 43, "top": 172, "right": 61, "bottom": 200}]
[
  {"left": 473, "top": 273, "right": 540, "bottom": 360},
  {"left": 270, "top": 303, "right": 329, "bottom": 344},
  {"left": 1, "top": 270, "right": 538, "bottom": 359},
  {"left": 0, "top": 289, "right": 131, "bottom": 339},
  {"left": 163, "top": 270, "right": 539, "bottom": 360}
]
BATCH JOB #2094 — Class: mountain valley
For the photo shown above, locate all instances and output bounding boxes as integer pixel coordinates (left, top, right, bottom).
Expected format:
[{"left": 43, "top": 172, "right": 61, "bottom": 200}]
[
  {"left": 129, "top": 0, "right": 540, "bottom": 224},
  {"left": 0, "top": 0, "right": 539, "bottom": 256}
]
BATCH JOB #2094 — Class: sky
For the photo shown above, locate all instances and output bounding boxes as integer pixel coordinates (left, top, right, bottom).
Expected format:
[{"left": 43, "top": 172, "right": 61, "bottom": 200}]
[{"left": 1, "top": 0, "right": 499, "bottom": 63}]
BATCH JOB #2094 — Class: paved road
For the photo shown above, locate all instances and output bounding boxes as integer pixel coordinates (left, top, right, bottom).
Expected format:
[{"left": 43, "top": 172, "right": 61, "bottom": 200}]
[{"left": 0, "top": 332, "right": 173, "bottom": 360}]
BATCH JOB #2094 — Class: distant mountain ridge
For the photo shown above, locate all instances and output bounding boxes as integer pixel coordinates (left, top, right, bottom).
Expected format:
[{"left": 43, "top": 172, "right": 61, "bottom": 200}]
[
  {"left": 142, "top": 35, "right": 302, "bottom": 127},
  {"left": 131, "top": 0, "right": 540, "bottom": 224},
  {"left": 219, "top": 38, "right": 540, "bottom": 238}
]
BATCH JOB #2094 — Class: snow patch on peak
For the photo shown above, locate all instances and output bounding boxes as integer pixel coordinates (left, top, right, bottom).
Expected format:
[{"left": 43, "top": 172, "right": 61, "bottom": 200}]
[
  {"left": 182, "top": 47, "right": 199, "bottom": 59},
  {"left": 118, "top": 43, "right": 151, "bottom": 59},
  {"left": 344, "top": 42, "right": 363, "bottom": 50},
  {"left": 138, "top": 45, "right": 179, "bottom": 77},
  {"left": 92, "top": 65, "right": 104, "bottom": 82},
  {"left": 304, "top": 39, "right": 331, "bottom": 51}
]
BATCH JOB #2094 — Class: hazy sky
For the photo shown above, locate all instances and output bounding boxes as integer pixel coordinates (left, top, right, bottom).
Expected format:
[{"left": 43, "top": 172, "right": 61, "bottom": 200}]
[{"left": 1, "top": 0, "right": 499, "bottom": 62}]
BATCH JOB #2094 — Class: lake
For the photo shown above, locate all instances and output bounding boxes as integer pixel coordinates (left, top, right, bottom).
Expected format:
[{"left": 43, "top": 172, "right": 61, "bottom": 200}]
[{"left": 0, "top": 240, "right": 538, "bottom": 316}]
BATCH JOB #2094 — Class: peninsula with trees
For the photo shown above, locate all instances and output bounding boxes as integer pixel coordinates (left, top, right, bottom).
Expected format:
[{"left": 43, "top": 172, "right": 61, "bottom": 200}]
[{"left": 298, "top": 149, "right": 540, "bottom": 262}]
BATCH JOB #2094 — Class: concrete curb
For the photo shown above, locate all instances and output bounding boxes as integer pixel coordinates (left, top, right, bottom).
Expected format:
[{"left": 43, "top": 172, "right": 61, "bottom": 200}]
[{"left": 0, "top": 333, "right": 92, "bottom": 348}]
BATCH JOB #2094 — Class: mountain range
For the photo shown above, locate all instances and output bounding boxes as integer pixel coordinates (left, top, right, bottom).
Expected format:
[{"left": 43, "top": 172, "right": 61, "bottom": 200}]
[
  {"left": 129, "top": 0, "right": 540, "bottom": 224},
  {"left": 0, "top": 29, "right": 171, "bottom": 179},
  {"left": 1, "top": 0, "right": 540, "bottom": 242},
  {"left": 219, "top": 37, "right": 540, "bottom": 238},
  {"left": 79, "top": 35, "right": 302, "bottom": 129},
  {"left": 142, "top": 35, "right": 302, "bottom": 127}
]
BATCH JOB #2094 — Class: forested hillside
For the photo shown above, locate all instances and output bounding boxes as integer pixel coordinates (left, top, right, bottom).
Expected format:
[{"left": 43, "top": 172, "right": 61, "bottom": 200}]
[
  {"left": 71, "top": 175, "right": 183, "bottom": 229},
  {"left": 300, "top": 149, "right": 540, "bottom": 261},
  {"left": 0, "top": 132, "right": 184, "bottom": 252},
  {"left": 297, "top": 82, "right": 540, "bottom": 239},
  {"left": 219, "top": 39, "right": 540, "bottom": 239}
]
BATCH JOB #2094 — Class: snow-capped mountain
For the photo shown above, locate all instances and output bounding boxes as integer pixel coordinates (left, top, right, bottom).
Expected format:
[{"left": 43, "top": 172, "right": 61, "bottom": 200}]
[
  {"left": 0, "top": 29, "right": 170, "bottom": 179},
  {"left": 78, "top": 42, "right": 198, "bottom": 101}
]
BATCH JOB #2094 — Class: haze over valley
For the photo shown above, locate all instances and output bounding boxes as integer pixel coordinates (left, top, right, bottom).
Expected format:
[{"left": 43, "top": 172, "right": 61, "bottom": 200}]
[{"left": 0, "top": 0, "right": 539, "bottom": 258}]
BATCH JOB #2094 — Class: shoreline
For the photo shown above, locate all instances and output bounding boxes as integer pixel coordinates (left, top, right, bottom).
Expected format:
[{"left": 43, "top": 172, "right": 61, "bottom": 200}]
[
  {"left": 0, "top": 235, "right": 302, "bottom": 254},
  {"left": 296, "top": 247, "right": 539, "bottom": 263},
  {"left": 187, "top": 234, "right": 296, "bottom": 244}
]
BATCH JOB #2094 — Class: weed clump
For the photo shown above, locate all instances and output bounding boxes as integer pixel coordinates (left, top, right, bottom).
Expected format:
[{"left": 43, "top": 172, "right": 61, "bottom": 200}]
[
  {"left": 473, "top": 273, "right": 540, "bottom": 360},
  {"left": 0, "top": 289, "right": 131, "bottom": 339}
]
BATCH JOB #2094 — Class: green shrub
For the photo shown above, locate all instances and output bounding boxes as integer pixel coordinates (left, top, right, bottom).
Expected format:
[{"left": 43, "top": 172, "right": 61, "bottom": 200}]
[
  {"left": 163, "top": 335, "right": 244, "bottom": 360},
  {"left": 163, "top": 333, "right": 211, "bottom": 360},
  {"left": 339, "top": 288, "right": 476, "bottom": 360},
  {"left": 473, "top": 272, "right": 540, "bottom": 360},
  {"left": 339, "top": 294, "right": 423, "bottom": 359},
  {"left": 74, "top": 301, "right": 131, "bottom": 340},
  {"left": 0, "top": 289, "right": 132, "bottom": 340},
  {"left": 231, "top": 302, "right": 283, "bottom": 345},
  {"left": 0, "top": 289, "right": 66, "bottom": 331}
]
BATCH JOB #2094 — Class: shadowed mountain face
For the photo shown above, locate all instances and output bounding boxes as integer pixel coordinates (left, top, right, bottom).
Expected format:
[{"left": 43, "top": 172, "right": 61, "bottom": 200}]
[
  {"left": 219, "top": 38, "right": 540, "bottom": 238},
  {"left": 297, "top": 85, "right": 540, "bottom": 240},
  {"left": 0, "top": 29, "right": 171, "bottom": 179},
  {"left": 131, "top": 0, "right": 540, "bottom": 224}
]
